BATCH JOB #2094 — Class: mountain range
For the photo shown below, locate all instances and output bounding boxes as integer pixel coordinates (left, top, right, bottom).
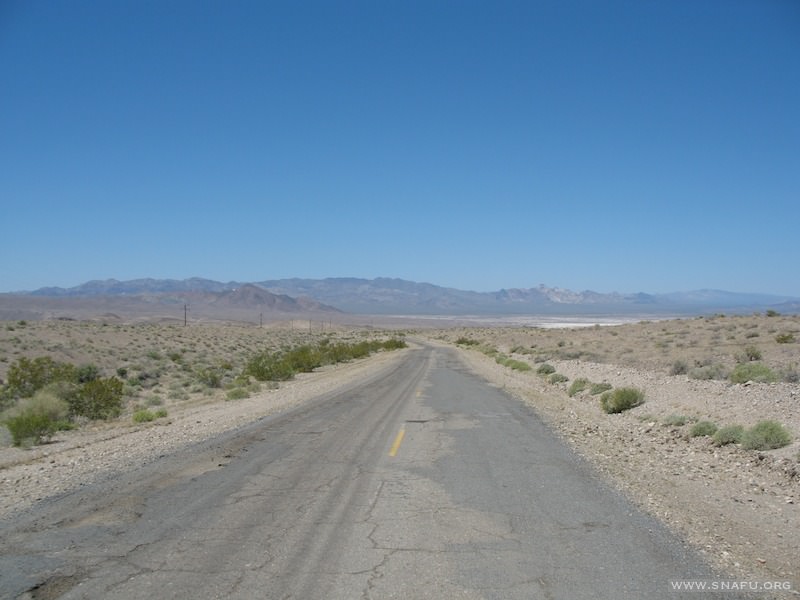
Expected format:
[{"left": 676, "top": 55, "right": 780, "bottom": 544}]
[{"left": 12, "top": 277, "right": 800, "bottom": 316}]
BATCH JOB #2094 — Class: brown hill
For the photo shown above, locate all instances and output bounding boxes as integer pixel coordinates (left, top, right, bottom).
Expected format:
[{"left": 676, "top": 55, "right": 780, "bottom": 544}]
[{"left": 0, "top": 285, "right": 341, "bottom": 323}]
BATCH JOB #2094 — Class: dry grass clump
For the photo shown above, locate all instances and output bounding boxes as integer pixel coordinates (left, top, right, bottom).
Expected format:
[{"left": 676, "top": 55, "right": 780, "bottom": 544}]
[{"left": 599, "top": 387, "right": 645, "bottom": 414}]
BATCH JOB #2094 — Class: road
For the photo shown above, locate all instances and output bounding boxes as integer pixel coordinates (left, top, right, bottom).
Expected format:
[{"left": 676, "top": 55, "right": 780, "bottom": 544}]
[{"left": 1, "top": 342, "right": 745, "bottom": 599}]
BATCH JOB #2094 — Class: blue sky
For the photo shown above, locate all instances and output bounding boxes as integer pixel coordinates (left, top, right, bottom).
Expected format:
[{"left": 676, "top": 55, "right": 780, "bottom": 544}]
[{"left": 2, "top": 1, "right": 799, "bottom": 296}]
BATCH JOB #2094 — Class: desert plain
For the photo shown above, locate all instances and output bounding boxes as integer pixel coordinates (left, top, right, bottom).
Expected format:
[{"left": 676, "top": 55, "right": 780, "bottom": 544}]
[{"left": 1, "top": 312, "right": 799, "bottom": 597}]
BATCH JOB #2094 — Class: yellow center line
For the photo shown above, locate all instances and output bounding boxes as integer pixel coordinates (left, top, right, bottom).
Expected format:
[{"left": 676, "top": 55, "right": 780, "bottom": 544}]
[{"left": 388, "top": 427, "right": 406, "bottom": 457}]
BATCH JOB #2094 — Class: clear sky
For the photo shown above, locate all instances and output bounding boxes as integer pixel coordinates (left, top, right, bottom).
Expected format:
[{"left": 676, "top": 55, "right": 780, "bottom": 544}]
[{"left": 2, "top": 1, "right": 799, "bottom": 296}]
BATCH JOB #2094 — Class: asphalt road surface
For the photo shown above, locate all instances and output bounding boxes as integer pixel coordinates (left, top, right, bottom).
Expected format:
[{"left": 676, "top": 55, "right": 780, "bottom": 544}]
[{"left": 1, "top": 343, "right": 747, "bottom": 599}]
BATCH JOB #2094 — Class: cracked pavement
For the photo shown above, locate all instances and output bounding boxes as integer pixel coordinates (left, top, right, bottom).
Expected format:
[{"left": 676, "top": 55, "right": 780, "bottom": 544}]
[{"left": 1, "top": 343, "right": 747, "bottom": 599}]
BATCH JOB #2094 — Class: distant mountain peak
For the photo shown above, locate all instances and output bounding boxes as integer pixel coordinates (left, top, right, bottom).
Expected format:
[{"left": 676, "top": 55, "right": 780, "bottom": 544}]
[{"left": 15, "top": 276, "right": 800, "bottom": 316}]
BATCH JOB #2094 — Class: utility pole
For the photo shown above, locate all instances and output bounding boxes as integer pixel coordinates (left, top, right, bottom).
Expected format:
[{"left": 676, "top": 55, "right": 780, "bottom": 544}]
[
  {"left": 260, "top": 312, "right": 263, "bottom": 328},
  {"left": 184, "top": 304, "right": 188, "bottom": 326}
]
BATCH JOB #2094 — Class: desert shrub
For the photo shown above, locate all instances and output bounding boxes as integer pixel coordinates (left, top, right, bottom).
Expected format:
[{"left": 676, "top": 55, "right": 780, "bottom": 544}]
[
  {"left": 589, "top": 382, "right": 613, "bottom": 395},
  {"left": 226, "top": 387, "right": 250, "bottom": 400},
  {"left": 381, "top": 338, "right": 407, "bottom": 350},
  {"left": 689, "top": 364, "right": 728, "bottom": 381},
  {"left": 549, "top": 373, "right": 569, "bottom": 384},
  {"left": 536, "top": 363, "right": 555, "bottom": 376},
  {"left": 729, "top": 363, "right": 778, "bottom": 384},
  {"left": 4, "top": 356, "right": 76, "bottom": 399},
  {"left": 478, "top": 345, "right": 499, "bottom": 357},
  {"left": 775, "top": 333, "right": 796, "bottom": 344},
  {"left": 348, "top": 341, "right": 373, "bottom": 359},
  {"left": 195, "top": 366, "right": 223, "bottom": 388},
  {"left": 663, "top": 414, "right": 689, "bottom": 427},
  {"left": 284, "top": 345, "right": 323, "bottom": 373},
  {"left": 736, "top": 346, "right": 762, "bottom": 362},
  {"left": 567, "top": 378, "right": 590, "bottom": 397},
  {"left": 2, "top": 390, "right": 72, "bottom": 446},
  {"left": 242, "top": 339, "right": 404, "bottom": 383},
  {"left": 766, "top": 310, "right": 780, "bottom": 317},
  {"left": 133, "top": 409, "right": 157, "bottom": 423},
  {"left": 4, "top": 413, "right": 59, "bottom": 446},
  {"left": 690, "top": 420, "right": 718, "bottom": 437},
  {"left": 508, "top": 359, "right": 532, "bottom": 372},
  {"left": 72, "top": 377, "right": 124, "bottom": 420},
  {"left": 600, "top": 387, "right": 645, "bottom": 414},
  {"left": 669, "top": 360, "right": 688, "bottom": 376},
  {"left": 742, "top": 420, "right": 792, "bottom": 450},
  {"left": 324, "top": 343, "right": 355, "bottom": 363},
  {"left": 74, "top": 364, "right": 101, "bottom": 384},
  {"left": 244, "top": 352, "right": 296, "bottom": 382},
  {"left": 40, "top": 380, "right": 81, "bottom": 405},
  {"left": 744, "top": 345, "right": 762, "bottom": 361},
  {"left": 496, "top": 356, "right": 531, "bottom": 371},
  {"left": 713, "top": 424, "right": 745, "bottom": 446}
]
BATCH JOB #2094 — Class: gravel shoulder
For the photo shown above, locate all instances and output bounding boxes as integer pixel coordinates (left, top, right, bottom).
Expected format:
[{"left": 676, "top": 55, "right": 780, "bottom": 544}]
[{"left": 450, "top": 343, "right": 799, "bottom": 598}]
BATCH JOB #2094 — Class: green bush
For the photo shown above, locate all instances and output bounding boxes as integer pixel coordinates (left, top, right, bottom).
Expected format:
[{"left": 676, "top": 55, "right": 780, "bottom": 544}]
[
  {"left": 381, "top": 338, "right": 407, "bottom": 350},
  {"left": 244, "top": 353, "right": 296, "bottom": 382},
  {"left": 72, "top": 377, "right": 124, "bottom": 420},
  {"left": 243, "top": 339, "right": 405, "bottom": 383},
  {"left": 4, "top": 412, "right": 59, "bottom": 446},
  {"left": 4, "top": 356, "right": 76, "bottom": 399},
  {"left": 549, "top": 373, "right": 569, "bottom": 384},
  {"left": 133, "top": 409, "right": 156, "bottom": 423},
  {"left": 689, "top": 420, "right": 718, "bottom": 437},
  {"left": 226, "top": 387, "right": 250, "bottom": 400},
  {"left": 455, "top": 337, "right": 479, "bottom": 346},
  {"left": 589, "top": 382, "right": 613, "bottom": 395},
  {"left": 284, "top": 345, "right": 323, "bottom": 373},
  {"left": 2, "top": 390, "right": 72, "bottom": 446},
  {"left": 496, "top": 356, "right": 531, "bottom": 371},
  {"left": 600, "top": 387, "right": 645, "bottom": 414},
  {"left": 567, "top": 378, "right": 590, "bottom": 397},
  {"left": 75, "top": 364, "right": 101, "bottom": 384},
  {"left": 775, "top": 333, "right": 796, "bottom": 344},
  {"left": 729, "top": 363, "right": 778, "bottom": 384},
  {"left": 742, "top": 420, "right": 792, "bottom": 450},
  {"left": 713, "top": 424, "right": 745, "bottom": 446},
  {"left": 536, "top": 363, "right": 555, "bottom": 375}
]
